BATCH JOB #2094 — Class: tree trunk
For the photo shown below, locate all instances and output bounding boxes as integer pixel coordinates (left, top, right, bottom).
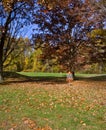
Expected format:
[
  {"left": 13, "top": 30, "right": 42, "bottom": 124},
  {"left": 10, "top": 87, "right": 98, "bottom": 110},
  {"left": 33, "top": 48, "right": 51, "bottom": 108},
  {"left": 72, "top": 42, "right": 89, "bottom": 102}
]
[
  {"left": 0, "top": 66, "right": 3, "bottom": 83},
  {"left": 0, "top": 39, "right": 4, "bottom": 83},
  {"left": 0, "top": 51, "right": 3, "bottom": 83},
  {"left": 72, "top": 71, "right": 75, "bottom": 80},
  {"left": 70, "top": 65, "right": 75, "bottom": 80}
]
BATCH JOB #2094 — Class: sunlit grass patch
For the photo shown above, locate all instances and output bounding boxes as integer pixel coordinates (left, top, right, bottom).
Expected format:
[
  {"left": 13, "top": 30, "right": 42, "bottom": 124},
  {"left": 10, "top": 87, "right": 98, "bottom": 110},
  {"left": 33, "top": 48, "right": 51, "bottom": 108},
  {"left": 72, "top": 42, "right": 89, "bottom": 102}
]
[{"left": 17, "top": 72, "right": 66, "bottom": 77}]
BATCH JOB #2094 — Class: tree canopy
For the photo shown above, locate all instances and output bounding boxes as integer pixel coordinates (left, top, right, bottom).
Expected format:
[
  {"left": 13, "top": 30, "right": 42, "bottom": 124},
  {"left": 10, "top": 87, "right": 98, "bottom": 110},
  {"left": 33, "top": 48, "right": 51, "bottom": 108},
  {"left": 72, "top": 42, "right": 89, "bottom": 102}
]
[{"left": 33, "top": 0, "right": 105, "bottom": 72}]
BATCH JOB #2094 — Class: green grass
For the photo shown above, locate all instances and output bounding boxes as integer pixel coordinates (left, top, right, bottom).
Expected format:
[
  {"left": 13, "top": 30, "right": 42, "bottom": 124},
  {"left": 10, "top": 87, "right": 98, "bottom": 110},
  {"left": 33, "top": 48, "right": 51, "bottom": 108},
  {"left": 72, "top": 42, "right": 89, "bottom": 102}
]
[
  {"left": 0, "top": 80, "right": 106, "bottom": 130},
  {"left": 17, "top": 71, "right": 106, "bottom": 78},
  {"left": 17, "top": 72, "right": 66, "bottom": 77},
  {"left": 16, "top": 72, "right": 106, "bottom": 82},
  {"left": 76, "top": 73, "right": 106, "bottom": 77}
]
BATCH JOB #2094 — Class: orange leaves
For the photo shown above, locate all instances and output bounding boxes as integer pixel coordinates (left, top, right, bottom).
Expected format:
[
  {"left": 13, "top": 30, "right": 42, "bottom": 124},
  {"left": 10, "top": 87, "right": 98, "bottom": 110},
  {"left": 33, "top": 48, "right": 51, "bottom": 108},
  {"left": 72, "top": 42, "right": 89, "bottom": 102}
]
[
  {"left": 22, "top": 117, "right": 52, "bottom": 130},
  {"left": 8, "top": 123, "right": 17, "bottom": 130},
  {"left": 40, "top": 9, "right": 49, "bottom": 14},
  {"left": 22, "top": 117, "right": 37, "bottom": 129}
]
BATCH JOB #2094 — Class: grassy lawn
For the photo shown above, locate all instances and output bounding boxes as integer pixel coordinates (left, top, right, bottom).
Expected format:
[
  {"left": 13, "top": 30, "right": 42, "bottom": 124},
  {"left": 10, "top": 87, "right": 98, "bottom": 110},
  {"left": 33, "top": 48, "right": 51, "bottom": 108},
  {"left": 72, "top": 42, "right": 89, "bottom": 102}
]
[
  {"left": 17, "top": 72, "right": 106, "bottom": 77},
  {"left": 17, "top": 72, "right": 66, "bottom": 77},
  {"left": 0, "top": 72, "right": 106, "bottom": 130}
]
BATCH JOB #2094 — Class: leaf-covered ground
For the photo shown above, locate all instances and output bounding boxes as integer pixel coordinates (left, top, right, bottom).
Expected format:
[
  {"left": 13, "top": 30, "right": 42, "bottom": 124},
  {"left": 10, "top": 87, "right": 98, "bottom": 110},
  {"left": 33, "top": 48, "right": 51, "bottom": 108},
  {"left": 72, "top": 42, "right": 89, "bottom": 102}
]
[{"left": 0, "top": 78, "right": 106, "bottom": 130}]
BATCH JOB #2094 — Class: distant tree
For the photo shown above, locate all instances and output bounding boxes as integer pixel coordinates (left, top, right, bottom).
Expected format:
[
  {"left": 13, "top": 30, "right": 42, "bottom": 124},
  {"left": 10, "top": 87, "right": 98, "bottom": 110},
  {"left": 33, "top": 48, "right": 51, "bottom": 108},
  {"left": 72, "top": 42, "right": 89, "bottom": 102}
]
[
  {"left": 89, "top": 29, "right": 106, "bottom": 73},
  {"left": 4, "top": 37, "right": 31, "bottom": 71},
  {"left": 32, "top": 48, "right": 42, "bottom": 72},
  {"left": 76, "top": 29, "right": 106, "bottom": 73}
]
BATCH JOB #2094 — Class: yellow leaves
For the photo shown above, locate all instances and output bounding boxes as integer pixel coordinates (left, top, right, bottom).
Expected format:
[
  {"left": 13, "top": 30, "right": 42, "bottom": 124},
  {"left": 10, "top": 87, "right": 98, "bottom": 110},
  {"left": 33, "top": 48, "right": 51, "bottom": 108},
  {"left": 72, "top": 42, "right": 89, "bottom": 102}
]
[
  {"left": 82, "top": 123, "right": 86, "bottom": 126},
  {"left": 91, "top": 29, "right": 106, "bottom": 37},
  {"left": 80, "top": 120, "right": 87, "bottom": 126}
]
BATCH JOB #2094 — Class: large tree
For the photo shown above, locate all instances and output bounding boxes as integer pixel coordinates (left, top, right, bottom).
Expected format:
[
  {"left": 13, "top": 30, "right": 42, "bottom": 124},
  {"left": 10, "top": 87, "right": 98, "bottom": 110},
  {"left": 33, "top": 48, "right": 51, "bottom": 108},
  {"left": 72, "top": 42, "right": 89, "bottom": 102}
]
[
  {"left": 33, "top": 0, "right": 100, "bottom": 74},
  {"left": 0, "top": 0, "right": 34, "bottom": 82}
]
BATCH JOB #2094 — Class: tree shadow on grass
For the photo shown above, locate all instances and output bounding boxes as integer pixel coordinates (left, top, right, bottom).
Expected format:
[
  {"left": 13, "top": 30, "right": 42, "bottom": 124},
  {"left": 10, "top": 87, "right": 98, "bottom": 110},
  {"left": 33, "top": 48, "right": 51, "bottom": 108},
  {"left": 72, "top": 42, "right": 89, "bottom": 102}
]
[
  {"left": 2, "top": 71, "right": 66, "bottom": 85},
  {"left": 2, "top": 72, "right": 106, "bottom": 85},
  {"left": 76, "top": 75, "right": 106, "bottom": 81}
]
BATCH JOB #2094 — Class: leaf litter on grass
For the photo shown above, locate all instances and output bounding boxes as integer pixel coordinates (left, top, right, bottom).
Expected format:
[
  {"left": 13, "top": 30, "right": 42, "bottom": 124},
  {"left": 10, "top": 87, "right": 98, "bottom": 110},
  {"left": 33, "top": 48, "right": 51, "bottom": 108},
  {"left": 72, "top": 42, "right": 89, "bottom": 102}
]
[{"left": 0, "top": 79, "right": 106, "bottom": 130}]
